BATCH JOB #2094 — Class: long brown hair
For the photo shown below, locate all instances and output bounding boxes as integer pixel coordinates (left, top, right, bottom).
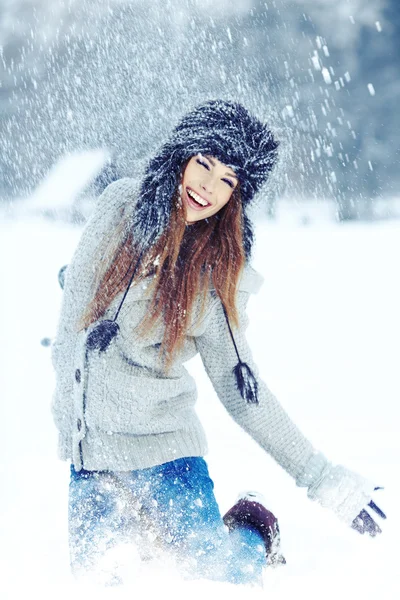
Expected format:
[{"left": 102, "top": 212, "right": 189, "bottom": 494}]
[{"left": 80, "top": 176, "right": 246, "bottom": 373}]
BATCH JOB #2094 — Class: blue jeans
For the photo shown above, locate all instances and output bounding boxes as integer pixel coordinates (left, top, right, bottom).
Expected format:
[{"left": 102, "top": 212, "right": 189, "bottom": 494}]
[{"left": 68, "top": 457, "right": 267, "bottom": 586}]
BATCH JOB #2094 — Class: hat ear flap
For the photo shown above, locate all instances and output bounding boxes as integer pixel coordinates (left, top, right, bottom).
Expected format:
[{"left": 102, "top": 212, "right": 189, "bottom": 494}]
[{"left": 133, "top": 161, "right": 179, "bottom": 252}]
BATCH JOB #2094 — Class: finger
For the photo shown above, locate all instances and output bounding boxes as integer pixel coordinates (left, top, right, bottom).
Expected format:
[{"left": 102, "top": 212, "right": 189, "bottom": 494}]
[
  {"left": 351, "top": 515, "right": 365, "bottom": 535},
  {"left": 368, "top": 500, "right": 387, "bottom": 520},
  {"left": 359, "top": 509, "right": 382, "bottom": 537}
]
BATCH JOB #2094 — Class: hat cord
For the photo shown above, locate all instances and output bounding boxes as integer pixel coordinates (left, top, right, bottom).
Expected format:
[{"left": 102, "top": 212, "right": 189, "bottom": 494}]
[
  {"left": 86, "top": 249, "right": 145, "bottom": 352},
  {"left": 85, "top": 249, "right": 259, "bottom": 405},
  {"left": 221, "top": 304, "right": 259, "bottom": 405},
  {"left": 221, "top": 304, "right": 241, "bottom": 363}
]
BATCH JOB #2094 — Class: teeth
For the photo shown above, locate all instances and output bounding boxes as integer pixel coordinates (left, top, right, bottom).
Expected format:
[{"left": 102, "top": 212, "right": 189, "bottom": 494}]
[{"left": 187, "top": 189, "right": 209, "bottom": 206}]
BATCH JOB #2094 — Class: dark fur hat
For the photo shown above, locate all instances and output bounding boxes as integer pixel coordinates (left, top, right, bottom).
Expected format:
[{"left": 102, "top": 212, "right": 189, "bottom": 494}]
[{"left": 131, "top": 99, "right": 279, "bottom": 261}]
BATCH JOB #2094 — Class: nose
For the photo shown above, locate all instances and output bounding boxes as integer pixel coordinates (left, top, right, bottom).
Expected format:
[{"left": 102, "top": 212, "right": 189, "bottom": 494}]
[{"left": 199, "top": 175, "right": 215, "bottom": 194}]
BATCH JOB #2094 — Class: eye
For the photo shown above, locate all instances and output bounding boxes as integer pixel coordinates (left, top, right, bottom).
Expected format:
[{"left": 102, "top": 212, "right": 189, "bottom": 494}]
[
  {"left": 196, "top": 158, "right": 210, "bottom": 171},
  {"left": 222, "top": 178, "right": 235, "bottom": 188}
]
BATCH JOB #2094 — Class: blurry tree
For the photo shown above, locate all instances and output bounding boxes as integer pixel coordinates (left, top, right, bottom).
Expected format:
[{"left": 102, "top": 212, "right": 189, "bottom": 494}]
[
  {"left": 288, "top": 0, "right": 400, "bottom": 219},
  {"left": 0, "top": 0, "right": 398, "bottom": 220}
]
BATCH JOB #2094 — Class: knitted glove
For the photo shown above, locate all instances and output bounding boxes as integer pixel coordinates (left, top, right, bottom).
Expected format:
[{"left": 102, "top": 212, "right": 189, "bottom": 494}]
[
  {"left": 306, "top": 462, "right": 386, "bottom": 536},
  {"left": 351, "top": 489, "right": 386, "bottom": 536}
]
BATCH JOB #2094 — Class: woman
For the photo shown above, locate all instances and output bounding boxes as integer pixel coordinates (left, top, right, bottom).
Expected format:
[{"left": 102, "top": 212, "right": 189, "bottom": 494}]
[{"left": 51, "top": 100, "right": 385, "bottom": 587}]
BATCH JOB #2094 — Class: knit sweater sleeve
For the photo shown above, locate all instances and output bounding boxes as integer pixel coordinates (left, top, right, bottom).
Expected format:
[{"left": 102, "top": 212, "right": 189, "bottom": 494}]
[{"left": 195, "top": 290, "right": 328, "bottom": 485}]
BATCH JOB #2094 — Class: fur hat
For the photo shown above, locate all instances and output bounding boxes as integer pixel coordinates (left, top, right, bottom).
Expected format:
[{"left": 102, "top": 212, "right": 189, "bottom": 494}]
[
  {"left": 87, "top": 100, "right": 279, "bottom": 404},
  {"left": 132, "top": 99, "right": 279, "bottom": 261}
]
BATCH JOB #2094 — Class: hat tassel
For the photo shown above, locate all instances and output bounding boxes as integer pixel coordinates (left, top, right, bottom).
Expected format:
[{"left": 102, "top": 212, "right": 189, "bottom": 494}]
[
  {"left": 86, "top": 319, "right": 120, "bottom": 352},
  {"left": 86, "top": 249, "right": 145, "bottom": 353},
  {"left": 221, "top": 304, "right": 259, "bottom": 404},
  {"left": 233, "top": 360, "right": 259, "bottom": 404}
]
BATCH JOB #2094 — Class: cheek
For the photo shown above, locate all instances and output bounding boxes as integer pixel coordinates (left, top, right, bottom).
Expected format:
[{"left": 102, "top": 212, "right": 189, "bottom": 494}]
[
  {"left": 181, "top": 161, "right": 199, "bottom": 184},
  {"left": 209, "top": 189, "right": 234, "bottom": 216},
  {"left": 220, "top": 186, "right": 235, "bottom": 205}
]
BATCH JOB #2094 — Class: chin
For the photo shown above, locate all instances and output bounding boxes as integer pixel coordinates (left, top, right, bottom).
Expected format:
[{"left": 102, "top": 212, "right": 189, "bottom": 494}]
[{"left": 187, "top": 213, "right": 207, "bottom": 224}]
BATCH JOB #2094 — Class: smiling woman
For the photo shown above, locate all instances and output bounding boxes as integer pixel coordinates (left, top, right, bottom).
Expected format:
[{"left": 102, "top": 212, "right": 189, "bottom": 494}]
[
  {"left": 51, "top": 100, "right": 386, "bottom": 588},
  {"left": 181, "top": 153, "right": 238, "bottom": 223}
]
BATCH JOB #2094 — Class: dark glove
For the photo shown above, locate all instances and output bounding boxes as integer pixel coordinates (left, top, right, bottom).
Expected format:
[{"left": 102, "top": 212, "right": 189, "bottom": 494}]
[
  {"left": 305, "top": 461, "right": 386, "bottom": 533},
  {"left": 351, "top": 487, "right": 386, "bottom": 536}
]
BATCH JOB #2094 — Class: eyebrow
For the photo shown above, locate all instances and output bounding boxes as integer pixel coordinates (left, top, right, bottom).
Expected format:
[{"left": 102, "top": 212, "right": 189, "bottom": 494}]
[{"left": 204, "top": 155, "right": 238, "bottom": 179}]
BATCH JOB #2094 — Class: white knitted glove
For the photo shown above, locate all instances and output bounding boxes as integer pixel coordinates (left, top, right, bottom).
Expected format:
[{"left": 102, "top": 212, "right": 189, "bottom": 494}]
[
  {"left": 306, "top": 462, "right": 386, "bottom": 535},
  {"left": 296, "top": 453, "right": 386, "bottom": 535},
  {"left": 307, "top": 463, "right": 375, "bottom": 525}
]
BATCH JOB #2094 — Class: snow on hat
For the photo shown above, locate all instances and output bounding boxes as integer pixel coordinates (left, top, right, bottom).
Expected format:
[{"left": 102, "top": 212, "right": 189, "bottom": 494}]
[
  {"left": 131, "top": 99, "right": 279, "bottom": 261},
  {"left": 86, "top": 100, "right": 279, "bottom": 404}
]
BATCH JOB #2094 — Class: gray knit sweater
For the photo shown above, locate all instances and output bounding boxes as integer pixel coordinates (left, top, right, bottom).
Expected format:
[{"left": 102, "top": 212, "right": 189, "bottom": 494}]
[{"left": 51, "top": 178, "right": 376, "bottom": 526}]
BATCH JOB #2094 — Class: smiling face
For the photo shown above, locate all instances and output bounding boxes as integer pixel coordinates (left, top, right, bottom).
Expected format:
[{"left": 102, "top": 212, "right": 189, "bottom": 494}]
[{"left": 180, "top": 154, "right": 238, "bottom": 224}]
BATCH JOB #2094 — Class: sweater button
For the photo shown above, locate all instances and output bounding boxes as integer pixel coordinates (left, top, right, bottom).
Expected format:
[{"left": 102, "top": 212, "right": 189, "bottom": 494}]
[
  {"left": 77, "top": 418, "right": 82, "bottom": 432},
  {"left": 75, "top": 369, "right": 81, "bottom": 383}
]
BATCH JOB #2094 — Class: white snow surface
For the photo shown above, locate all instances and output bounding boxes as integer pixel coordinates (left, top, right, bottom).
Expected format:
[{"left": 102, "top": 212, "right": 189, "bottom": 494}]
[{"left": 1, "top": 207, "right": 399, "bottom": 599}]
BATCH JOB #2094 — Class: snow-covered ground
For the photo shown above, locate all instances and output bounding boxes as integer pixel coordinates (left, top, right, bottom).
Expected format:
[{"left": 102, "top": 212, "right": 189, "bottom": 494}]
[{"left": 1, "top": 205, "right": 399, "bottom": 599}]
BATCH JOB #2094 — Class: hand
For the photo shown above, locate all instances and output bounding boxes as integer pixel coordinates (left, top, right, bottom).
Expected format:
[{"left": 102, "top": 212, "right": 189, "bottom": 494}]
[
  {"left": 305, "top": 461, "right": 386, "bottom": 531},
  {"left": 351, "top": 487, "right": 386, "bottom": 536}
]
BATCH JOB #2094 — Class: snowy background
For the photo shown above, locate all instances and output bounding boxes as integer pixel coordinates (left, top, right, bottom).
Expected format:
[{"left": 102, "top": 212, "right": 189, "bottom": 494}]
[
  {"left": 1, "top": 0, "right": 400, "bottom": 218},
  {"left": 1, "top": 0, "right": 400, "bottom": 598}
]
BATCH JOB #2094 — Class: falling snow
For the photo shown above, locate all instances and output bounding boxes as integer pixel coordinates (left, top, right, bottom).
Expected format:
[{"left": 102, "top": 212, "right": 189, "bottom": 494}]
[
  {"left": 321, "top": 67, "right": 332, "bottom": 85},
  {"left": 0, "top": 0, "right": 399, "bottom": 592}
]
